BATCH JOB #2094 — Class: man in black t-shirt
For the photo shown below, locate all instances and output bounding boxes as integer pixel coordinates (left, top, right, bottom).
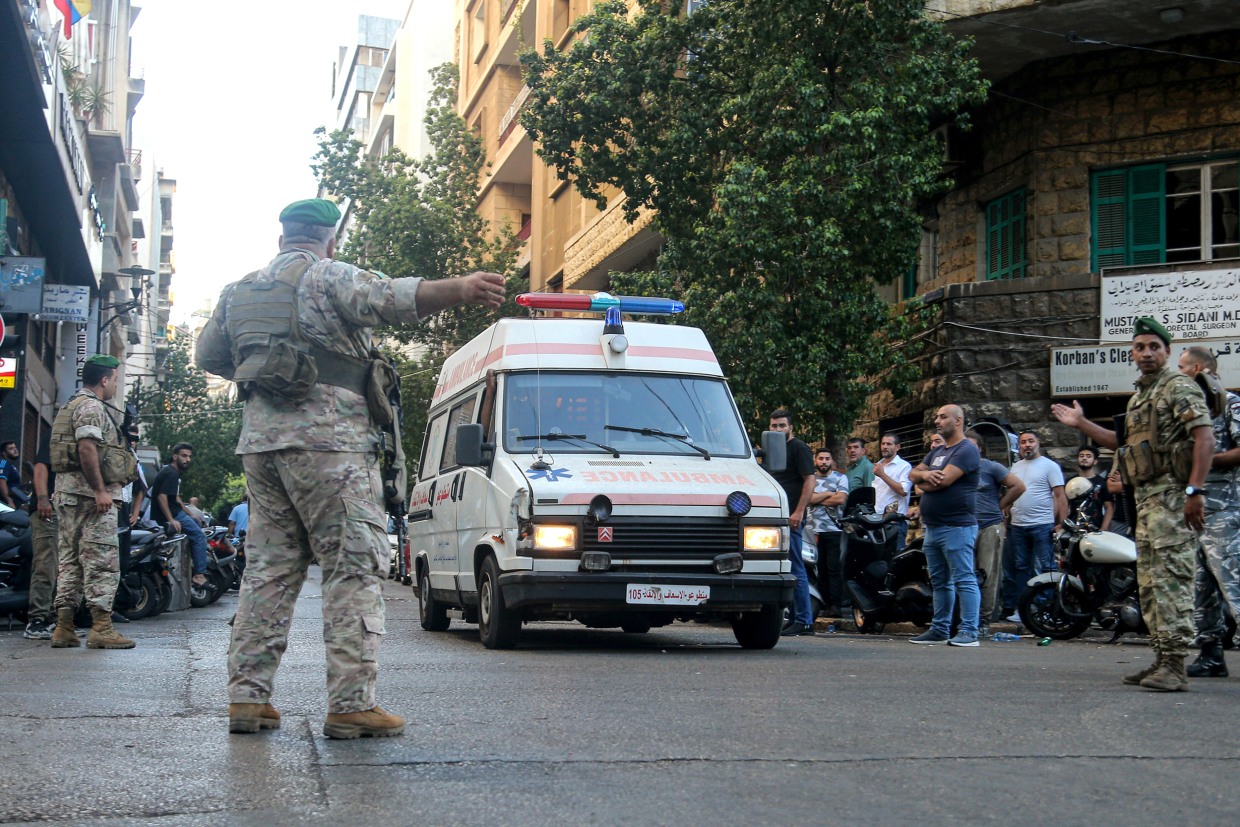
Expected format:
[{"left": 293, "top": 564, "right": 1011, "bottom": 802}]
[
  {"left": 767, "top": 409, "right": 816, "bottom": 636},
  {"left": 22, "top": 433, "right": 58, "bottom": 639},
  {"left": 150, "top": 443, "right": 209, "bottom": 587},
  {"left": 908, "top": 404, "right": 982, "bottom": 647},
  {"left": 1067, "top": 446, "right": 1106, "bottom": 528}
]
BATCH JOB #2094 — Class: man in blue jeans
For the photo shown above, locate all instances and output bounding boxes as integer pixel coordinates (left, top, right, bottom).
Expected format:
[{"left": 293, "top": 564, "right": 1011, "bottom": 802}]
[
  {"left": 1002, "top": 431, "right": 1067, "bottom": 621},
  {"left": 768, "top": 409, "right": 816, "bottom": 636},
  {"left": 908, "top": 404, "right": 982, "bottom": 646},
  {"left": 151, "top": 442, "right": 210, "bottom": 588}
]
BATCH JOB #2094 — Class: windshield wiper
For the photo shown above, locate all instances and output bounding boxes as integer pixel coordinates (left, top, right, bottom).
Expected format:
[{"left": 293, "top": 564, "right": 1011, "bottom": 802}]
[
  {"left": 604, "top": 424, "right": 711, "bottom": 460},
  {"left": 517, "top": 432, "right": 620, "bottom": 457}
]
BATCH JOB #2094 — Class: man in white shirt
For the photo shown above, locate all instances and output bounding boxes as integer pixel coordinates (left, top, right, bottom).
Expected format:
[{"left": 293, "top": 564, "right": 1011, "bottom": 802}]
[
  {"left": 1002, "top": 430, "right": 1068, "bottom": 621},
  {"left": 873, "top": 431, "right": 912, "bottom": 550}
]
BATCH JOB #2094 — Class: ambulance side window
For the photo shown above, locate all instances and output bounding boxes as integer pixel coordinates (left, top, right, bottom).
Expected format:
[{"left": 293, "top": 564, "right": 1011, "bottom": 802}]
[
  {"left": 439, "top": 394, "right": 480, "bottom": 472},
  {"left": 419, "top": 412, "right": 448, "bottom": 481}
]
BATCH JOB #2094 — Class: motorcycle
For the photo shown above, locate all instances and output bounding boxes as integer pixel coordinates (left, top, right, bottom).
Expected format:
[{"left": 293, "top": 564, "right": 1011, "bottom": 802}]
[
  {"left": 113, "top": 523, "right": 183, "bottom": 621},
  {"left": 1016, "top": 517, "right": 1143, "bottom": 641},
  {"left": 0, "top": 504, "right": 35, "bottom": 623},
  {"left": 841, "top": 487, "right": 931, "bottom": 633},
  {"left": 191, "top": 526, "right": 238, "bottom": 607}
]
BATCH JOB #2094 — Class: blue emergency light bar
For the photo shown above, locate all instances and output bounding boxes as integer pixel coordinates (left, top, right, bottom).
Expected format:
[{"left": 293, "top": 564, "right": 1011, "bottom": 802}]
[{"left": 516, "top": 292, "right": 685, "bottom": 315}]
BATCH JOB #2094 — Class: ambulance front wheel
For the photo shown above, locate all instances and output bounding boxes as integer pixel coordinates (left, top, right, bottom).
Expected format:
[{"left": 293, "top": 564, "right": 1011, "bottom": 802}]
[
  {"left": 479, "top": 555, "right": 522, "bottom": 649},
  {"left": 418, "top": 568, "right": 450, "bottom": 632},
  {"left": 731, "top": 603, "right": 783, "bottom": 649}
]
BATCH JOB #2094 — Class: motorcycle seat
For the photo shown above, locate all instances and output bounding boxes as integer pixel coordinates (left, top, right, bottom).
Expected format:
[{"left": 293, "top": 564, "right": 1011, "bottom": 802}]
[{"left": 130, "top": 529, "right": 156, "bottom": 545}]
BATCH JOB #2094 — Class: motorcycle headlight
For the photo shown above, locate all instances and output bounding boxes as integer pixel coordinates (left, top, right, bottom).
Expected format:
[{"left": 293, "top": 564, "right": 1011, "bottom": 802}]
[
  {"left": 743, "top": 526, "right": 781, "bottom": 551},
  {"left": 533, "top": 524, "right": 577, "bottom": 551}
]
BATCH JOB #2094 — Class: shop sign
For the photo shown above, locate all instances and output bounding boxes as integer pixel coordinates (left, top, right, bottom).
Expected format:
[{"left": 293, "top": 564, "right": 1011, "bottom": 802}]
[
  {"left": 1100, "top": 267, "right": 1240, "bottom": 341},
  {"left": 1051, "top": 339, "right": 1240, "bottom": 397}
]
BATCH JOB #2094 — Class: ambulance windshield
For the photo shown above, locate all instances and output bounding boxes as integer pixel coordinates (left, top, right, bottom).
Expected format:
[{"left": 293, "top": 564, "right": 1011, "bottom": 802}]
[{"left": 503, "top": 372, "right": 750, "bottom": 458}]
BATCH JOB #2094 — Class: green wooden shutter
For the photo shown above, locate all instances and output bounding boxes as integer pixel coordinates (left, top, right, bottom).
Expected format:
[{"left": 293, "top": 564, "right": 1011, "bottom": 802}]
[
  {"left": 985, "top": 188, "right": 1026, "bottom": 280},
  {"left": 903, "top": 260, "right": 917, "bottom": 299},
  {"left": 1127, "top": 164, "right": 1165, "bottom": 265},
  {"left": 1091, "top": 164, "right": 1166, "bottom": 270}
]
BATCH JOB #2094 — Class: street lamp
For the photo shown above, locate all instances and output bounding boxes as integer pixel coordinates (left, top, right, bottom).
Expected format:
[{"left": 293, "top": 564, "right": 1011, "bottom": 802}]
[{"left": 96, "top": 266, "right": 155, "bottom": 353}]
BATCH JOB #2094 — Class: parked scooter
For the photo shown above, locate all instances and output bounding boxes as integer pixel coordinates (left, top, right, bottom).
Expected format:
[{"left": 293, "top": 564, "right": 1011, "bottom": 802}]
[
  {"left": 191, "top": 526, "right": 238, "bottom": 607},
  {"left": 113, "top": 523, "right": 184, "bottom": 621},
  {"left": 0, "top": 504, "right": 35, "bottom": 623},
  {"left": 1016, "top": 515, "right": 1143, "bottom": 641},
  {"left": 841, "top": 487, "right": 930, "bottom": 633}
]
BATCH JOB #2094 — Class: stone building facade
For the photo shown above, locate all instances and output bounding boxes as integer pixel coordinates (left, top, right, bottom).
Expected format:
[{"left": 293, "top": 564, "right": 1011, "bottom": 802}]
[{"left": 862, "top": 8, "right": 1240, "bottom": 467}]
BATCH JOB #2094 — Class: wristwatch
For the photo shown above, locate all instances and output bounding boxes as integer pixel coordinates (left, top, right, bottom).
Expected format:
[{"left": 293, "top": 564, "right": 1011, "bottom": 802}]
[{"left": 1185, "top": 485, "right": 1206, "bottom": 497}]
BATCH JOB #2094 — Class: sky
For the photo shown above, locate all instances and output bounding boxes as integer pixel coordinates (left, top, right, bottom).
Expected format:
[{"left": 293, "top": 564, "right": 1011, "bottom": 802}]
[{"left": 129, "top": 0, "right": 408, "bottom": 323}]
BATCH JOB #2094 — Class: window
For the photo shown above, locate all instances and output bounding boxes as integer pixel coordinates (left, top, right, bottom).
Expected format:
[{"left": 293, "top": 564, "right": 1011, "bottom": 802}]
[
  {"left": 418, "top": 412, "right": 447, "bottom": 480},
  {"left": 1091, "top": 159, "right": 1239, "bottom": 270},
  {"left": 472, "top": 0, "right": 488, "bottom": 63},
  {"left": 439, "top": 395, "right": 480, "bottom": 472},
  {"left": 984, "top": 188, "right": 1026, "bottom": 280}
]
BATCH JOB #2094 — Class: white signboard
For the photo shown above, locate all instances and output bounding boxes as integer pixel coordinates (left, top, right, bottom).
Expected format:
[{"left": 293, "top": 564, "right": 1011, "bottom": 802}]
[
  {"left": 1101, "top": 267, "right": 1240, "bottom": 341},
  {"left": 1051, "top": 339, "right": 1240, "bottom": 397},
  {"left": 40, "top": 284, "right": 92, "bottom": 323}
]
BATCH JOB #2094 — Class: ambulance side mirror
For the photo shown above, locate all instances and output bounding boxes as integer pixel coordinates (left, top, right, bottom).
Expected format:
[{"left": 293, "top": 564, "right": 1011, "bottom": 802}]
[
  {"left": 759, "top": 431, "right": 786, "bottom": 473},
  {"left": 456, "top": 424, "right": 492, "bottom": 467}
]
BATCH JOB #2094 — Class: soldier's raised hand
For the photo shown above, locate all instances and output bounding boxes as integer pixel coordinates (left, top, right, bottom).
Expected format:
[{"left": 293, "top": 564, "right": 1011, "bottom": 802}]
[
  {"left": 458, "top": 271, "right": 507, "bottom": 308},
  {"left": 1050, "top": 400, "right": 1085, "bottom": 428}
]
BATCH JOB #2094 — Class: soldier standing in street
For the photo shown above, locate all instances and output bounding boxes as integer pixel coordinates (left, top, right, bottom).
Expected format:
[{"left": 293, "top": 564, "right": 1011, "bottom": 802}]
[
  {"left": 196, "top": 199, "right": 505, "bottom": 739},
  {"left": 1175, "top": 346, "right": 1240, "bottom": 678},
  {"left": 1052, "top": 317, "right": 1213, "bottom": 691},
  {"left": 48, "top": 354, "right": 136, "bottom": 650}
]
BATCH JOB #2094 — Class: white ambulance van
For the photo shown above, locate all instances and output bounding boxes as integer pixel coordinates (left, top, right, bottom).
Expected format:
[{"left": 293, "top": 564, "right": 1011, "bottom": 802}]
[{"left": 410, "top": 293, "right": 793, "bottom": 649}]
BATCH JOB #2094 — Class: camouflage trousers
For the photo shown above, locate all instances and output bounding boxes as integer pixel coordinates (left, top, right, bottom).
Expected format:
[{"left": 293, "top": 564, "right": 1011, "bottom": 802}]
[
  {"left": 1134, "top": 487, "right": 1197, "bottom": 657},
  {"left": 52, "top": 492, "right": 120, "bottom": 613},
  {"left": 1192, "top": 493, "right": 1240, "bottom": 644},
  {"left": 28, "top": 514, "right": 60, "bottom": 620},
  {"left": 228, "top": 449, "right": 389, "bottom": 714}
]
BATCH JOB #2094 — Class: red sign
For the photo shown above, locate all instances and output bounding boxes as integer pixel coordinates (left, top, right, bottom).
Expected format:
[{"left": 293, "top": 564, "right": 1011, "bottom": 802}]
[
  {"left": 0, "top": 358, "right": 15, "bottom": 389},
  {"left": 598, "top": 526, "right": 613, "bottom": 543}
]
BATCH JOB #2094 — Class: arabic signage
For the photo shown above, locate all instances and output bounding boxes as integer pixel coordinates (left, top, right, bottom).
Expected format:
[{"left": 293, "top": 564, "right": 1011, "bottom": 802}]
[
  {"left": 1101, "top": 267, "right": 1240, "bottom": 341},
  {"left": 0, "top": 256, "right": 47, "bottom": 314},
  {"left": 40, "top": 284, "right": 92, "bottom": 322},
  {"left": 1051, "top": 339, "right": 1240, "bottom": 397}
]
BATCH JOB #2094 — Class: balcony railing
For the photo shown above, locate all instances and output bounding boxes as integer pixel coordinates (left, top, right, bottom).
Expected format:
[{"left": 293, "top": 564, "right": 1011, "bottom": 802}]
[
  {"left": 501, "top": 0, "right": 520, "bottom": 25},
  {"left": 499, "top": 84, "right": 531, "bottom": 144}
]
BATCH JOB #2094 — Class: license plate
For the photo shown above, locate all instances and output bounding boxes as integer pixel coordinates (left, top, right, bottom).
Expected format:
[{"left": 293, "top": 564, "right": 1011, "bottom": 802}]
[{"left": 625, "top": 585, "right": 710, "bottom": 605}]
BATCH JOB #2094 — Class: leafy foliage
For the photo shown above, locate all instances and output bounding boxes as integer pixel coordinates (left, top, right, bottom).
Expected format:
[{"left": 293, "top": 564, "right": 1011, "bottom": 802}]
[
  {"left": 128, "top": 337, "right": 243, "bottom": 516},
  {"left": 519, "top": 0, "right": 985, "bottom": 442},
  {"left": 312, "top": 63, "right": 527, "bottom": 465}
]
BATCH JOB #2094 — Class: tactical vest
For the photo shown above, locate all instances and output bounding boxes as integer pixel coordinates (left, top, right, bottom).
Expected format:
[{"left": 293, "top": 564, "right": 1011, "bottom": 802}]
[
  {"left": 223, "top": 259, "right": 396, "bottom": 426},
  {"left": 50, "top": 393, "right": 138, "bottom": 485},
  {"left": 1117, "top": 371, "right": 1195, "bottom": 486}
]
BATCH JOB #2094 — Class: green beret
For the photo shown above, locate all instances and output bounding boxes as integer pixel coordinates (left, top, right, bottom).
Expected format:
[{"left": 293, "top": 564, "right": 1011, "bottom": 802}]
[
  {"left": 85, "top": 354, "right": 120, "bottom": 368},
  {"left": 1133, "top": 316, "right": 1171, "bottom": 346},
  {"left": 278, "top": 198, "right": 341, "bottom": 227}
]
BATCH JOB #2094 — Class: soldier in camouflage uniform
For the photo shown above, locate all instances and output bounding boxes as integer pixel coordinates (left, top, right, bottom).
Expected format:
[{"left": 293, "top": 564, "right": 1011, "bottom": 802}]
[
  {"left": 1052, "top": 317, "right": 1213, "bottom": 691},
  {"left": 48, "top": 354, "right": 135, "bottom": 650},
  {"left": 196, "top": 199, "right": 504, "bottom": 739},
  {"left": 1176, "top": 346, "right": 1240, "bottom": 677}
]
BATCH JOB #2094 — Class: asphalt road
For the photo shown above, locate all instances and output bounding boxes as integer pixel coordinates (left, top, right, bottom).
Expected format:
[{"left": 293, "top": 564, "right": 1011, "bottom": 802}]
[{"left": 2, "top": 570, "right": 1237, "bottom": 826}]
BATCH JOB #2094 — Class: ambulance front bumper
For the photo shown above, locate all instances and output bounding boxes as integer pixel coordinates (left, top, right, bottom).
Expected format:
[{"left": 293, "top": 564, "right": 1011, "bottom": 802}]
[{"left": 497, "top": 571, "right": 795, "bottom": 612}]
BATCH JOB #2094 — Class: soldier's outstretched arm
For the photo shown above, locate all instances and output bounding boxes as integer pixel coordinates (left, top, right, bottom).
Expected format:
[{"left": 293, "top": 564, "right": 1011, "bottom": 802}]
[
  {"left": 1050, "top": 401, "right": 1118, "bottom": 450},
  {"left": 414, "top": 272, "right": 506, "bottom": 318}
]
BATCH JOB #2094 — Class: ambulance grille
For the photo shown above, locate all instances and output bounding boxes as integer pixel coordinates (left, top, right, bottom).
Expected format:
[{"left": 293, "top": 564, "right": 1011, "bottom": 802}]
[{"left": 581, "top": 517, "right": 739, "bottom": 558}]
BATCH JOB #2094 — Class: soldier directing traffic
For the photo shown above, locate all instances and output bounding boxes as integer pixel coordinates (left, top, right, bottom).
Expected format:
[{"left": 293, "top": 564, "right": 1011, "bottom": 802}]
[
  {"left": 196, "top": 198, "right": 505, "bottom": 739},
  {"left": 1051, "top": 317, "right": 1213, "bottom": 692}
]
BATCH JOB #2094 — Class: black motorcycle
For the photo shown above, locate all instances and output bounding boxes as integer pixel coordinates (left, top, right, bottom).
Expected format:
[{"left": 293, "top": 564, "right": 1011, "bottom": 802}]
[
  {"left": 0, "top": 506, "right": 35, "bottom": 623},
  {"left": 841, "top": 488, "right": 931, "bottom": 633},
  {"left": 190, "top": 526, "right": 238, "bottom": 608},
  {"left": 1016, "top": 518, "right": 1145, "bottom": 641},
  {"left": 113, "top": 524, "right": 183, "bottom": 621}
]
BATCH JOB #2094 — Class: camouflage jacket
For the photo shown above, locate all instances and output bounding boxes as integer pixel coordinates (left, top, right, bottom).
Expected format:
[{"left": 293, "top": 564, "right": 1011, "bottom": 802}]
[
  {"left": 1206, "top": 389, "right": 1240, "bottom": 507},
  {"left": 55, "top": 389, "right": 123, "bottom": 498},
  {"left": 1127, "top": 365, "right": 1211, "bottom": 499},
  {"left": 198, "top": 250, "right": 422, "bottom": 454}
]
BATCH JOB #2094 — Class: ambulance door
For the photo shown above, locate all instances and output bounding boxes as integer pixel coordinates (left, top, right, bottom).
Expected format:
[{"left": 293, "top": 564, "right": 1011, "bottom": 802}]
[
  {"left": 434, "top": 390, "right": 483, "bottom": 593},
  {"left": 410, "top": 409, "right": 454, "bottom": 591}
]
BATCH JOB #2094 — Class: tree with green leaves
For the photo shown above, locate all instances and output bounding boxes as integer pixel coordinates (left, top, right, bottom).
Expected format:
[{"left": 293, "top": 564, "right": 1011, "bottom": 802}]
[
  {"left": 312, "top": 63, "right": 526, "bottom": 466},
  {"left": 129, "top": 336, "right": 243, "bottom": 518},
  {"left": 519, "top": 0, "right": 986, "bottom": 442}
]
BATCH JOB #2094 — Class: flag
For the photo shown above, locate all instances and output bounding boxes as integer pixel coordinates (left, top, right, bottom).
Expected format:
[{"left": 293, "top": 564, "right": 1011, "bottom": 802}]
[{"left": 54, "top": 0, "right": 92, "bottom": 39}]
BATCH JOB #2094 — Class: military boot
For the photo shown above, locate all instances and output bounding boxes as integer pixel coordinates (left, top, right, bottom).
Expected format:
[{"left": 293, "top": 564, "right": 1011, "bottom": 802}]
[
  {"left": 229, "top": 703, "right": 282, "bottom": 734},
  {"left": 49, "top": 607, "right": 81, "bottom": 648},
  {"left": 323, "top": 706, "right": 405, "bottom": 740},
  {"left": 1122, "top": 653, "right": 1160, "bottom": 685},
  {"left": 1186, "top": 641, "right": 1228, "bottom": 678},
  {"left": 85, "top": 608, "right": 135, "bottom": 650},
  {"left": 1140, "top": 654, "right": 1189, "bottom": 691}
]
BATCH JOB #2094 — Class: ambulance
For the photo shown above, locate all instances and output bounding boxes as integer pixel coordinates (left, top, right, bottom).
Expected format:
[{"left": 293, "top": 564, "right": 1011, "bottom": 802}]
[{"left": 409, "top": 292, "right": 794, "bottom": 649}]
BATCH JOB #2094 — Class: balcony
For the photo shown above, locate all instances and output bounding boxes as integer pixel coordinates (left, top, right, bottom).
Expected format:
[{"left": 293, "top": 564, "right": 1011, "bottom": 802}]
[{"left": 499, "top": 84, "right": 531, "bottom": 145}]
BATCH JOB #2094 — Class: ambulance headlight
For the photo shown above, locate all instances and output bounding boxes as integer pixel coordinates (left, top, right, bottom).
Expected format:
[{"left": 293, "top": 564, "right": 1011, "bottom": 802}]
[
  {"left": 743, "top": 526, "right": 781, "bottom": 551},
  {"left": 533, "top": 524, "right": 577, "bottom": 551}
]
